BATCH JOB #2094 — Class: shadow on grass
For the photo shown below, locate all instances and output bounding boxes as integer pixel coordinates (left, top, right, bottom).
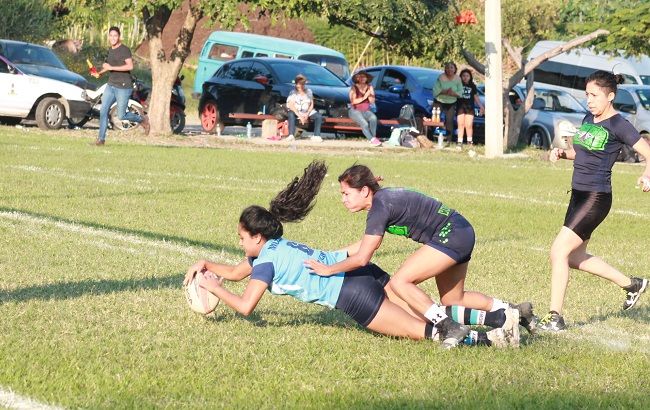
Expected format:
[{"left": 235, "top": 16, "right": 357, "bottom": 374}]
[
  {"left": 0, "top": 205, "right": 241, "bottom": 255},
  {"left": 579, "top": 304, "right": 650, "bottom": 326},
  {"left": 0, "top": 274, "right": 182, "bottom": 304},
  {"left": 0, "top": 187, "right": 198, "bottom": 202}
]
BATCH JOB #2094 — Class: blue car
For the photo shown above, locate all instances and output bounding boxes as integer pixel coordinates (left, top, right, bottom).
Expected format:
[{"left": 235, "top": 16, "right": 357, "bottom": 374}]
[{"left": 357, "top": 65, "right": 485, "bottom": 141}]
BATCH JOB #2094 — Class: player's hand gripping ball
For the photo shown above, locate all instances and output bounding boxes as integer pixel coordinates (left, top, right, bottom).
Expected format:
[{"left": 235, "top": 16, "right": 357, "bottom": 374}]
[{"left": 185, "top": 270, "right": 221, "bottom": 314}]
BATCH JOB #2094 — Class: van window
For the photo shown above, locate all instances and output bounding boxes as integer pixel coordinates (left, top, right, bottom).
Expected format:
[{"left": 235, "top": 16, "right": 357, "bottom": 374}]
[
  {"left": 613, "top": 90, "right": 637, "bottom": 114},
  {"left": 641, "top": 76, "right": 650, "bottom": 86},
  {"left": 255, "top": 53, "right": 268, "bottom": 57},
  {"left": 241, "top": 51, "right": 254, "bottom": 58},
  {"left": 208, "top": 44, "right": 238, "bottom": 61},
  {"left": 534, "top": 61, "right": 596, "bottom": 91},
  {"left": 275, "top": 54, "right": 292, "bottom": 59}
]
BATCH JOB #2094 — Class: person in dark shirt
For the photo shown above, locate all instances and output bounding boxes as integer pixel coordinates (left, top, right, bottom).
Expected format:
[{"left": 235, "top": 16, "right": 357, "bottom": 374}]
[
  {"left": 184, "top": 161, "right": 515, "bottom": 348},
  {"left": 305, "top": 164, "right": 536, "bottom": 341},
  {"left": 94, "top": 26, "right": 148, "bottom": 145},
  {"left": 456, "top": 69, "right": 483, "bottom": 146},
  {"left": 540, "top": 70, "right": 650, "bottom": 331}
]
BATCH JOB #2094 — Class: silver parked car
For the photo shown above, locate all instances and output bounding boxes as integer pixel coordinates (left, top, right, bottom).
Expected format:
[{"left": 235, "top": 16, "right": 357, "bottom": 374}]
[
  {"left": 512, "top": 84, "right": 587, "bottom": 149},
  {"left": 612, "top": 84, "right": 650, "bottom": 162}
]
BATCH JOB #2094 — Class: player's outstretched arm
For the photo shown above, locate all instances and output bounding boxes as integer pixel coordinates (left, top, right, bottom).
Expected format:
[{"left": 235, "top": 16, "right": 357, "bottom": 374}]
[
  {"left": 633, "top": 138, "right": 650, "bottom": 192},
  {"left": 306, "top": 234, "right": 383, "bottom": 276},
  {"left": 199, "top": 275, "right": 267, "bottom": 316},
  {"left": 184, "top": 259, "right": 252, "bottom": 285}
]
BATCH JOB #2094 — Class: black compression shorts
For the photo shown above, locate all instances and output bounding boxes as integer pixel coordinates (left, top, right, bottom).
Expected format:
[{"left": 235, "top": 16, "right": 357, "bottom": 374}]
[
  {"left": 563, "top": 189, "right": 612, "bottom": 240},
  {"left": 335, "top": 264, "right": 390, "bottom": 327},
  {"left": 425, "top": 213, "right": 475, "bottom": 264}
]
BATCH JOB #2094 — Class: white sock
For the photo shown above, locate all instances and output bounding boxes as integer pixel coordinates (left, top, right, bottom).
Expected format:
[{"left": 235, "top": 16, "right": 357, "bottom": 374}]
[
  {"left": 490, "top": 298, "right": 508, "bottom": 312},
  {"left": 424, "top": 303, "right": 448, "bottom": 325}
]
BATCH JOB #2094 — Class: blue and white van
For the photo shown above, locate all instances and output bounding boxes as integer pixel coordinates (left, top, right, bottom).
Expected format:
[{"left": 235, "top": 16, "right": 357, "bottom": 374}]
[{"left": 192, "top": 31, "right": 349, "bottom": 97}]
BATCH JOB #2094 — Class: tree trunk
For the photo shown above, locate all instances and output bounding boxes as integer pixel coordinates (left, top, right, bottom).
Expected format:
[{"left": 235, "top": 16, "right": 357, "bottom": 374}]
[{"left": 143, "top": 2, "right": 201, "bottom": 136}]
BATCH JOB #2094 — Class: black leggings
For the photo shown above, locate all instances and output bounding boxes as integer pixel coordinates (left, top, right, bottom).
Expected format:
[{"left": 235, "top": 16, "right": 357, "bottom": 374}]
[
  {"left": 435, "top": 100, "right": 456, "bottom": 136},
  {"left": 563, "top": 189, "right": 612, "bottom": 240}
]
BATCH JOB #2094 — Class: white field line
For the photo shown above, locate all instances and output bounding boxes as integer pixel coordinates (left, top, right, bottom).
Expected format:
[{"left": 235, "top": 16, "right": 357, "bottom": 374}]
[
  {"left": 0, "top": 210, "right": 240, "bottom": 265},
  {"left": 560, "top": 322, "right": 650, "bottom": 354},
  {"left": 0, "top": 387, "right": 64, "bottom": 410}
]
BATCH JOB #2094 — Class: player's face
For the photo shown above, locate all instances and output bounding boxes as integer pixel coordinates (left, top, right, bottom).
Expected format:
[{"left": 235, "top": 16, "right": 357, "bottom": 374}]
[
  {"left": 585, "top": 82, "right": 614, "bottom": 117},
  {"left": 237, "top": 225, "right": 263, "bottom": 257},
  {"left": 461, "top": 72, "right": 470, "bottom": 84},
  {"left": 108, "top": 30, "right": 120, "bottom": 47},
  {"left": 340, "top": 181, "right": 370, "bottom": 212}
]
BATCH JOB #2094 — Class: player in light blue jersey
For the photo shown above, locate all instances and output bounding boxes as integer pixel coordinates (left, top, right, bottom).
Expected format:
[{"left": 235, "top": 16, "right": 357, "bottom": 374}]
[{"left": 184, "top": 161, "right": 516, "bottom": 348}]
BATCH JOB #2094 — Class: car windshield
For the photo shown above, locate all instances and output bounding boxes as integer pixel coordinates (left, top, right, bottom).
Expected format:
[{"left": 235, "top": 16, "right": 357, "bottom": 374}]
[
  {"left": 636, "top": 89, "right": 650, "bottom": 110},
  {"left": 268, "top": 61, "right": 347, "bottom": 86},
  {"left": 2, "top": 43, "right": 67, "bottom": 69},
  {"left": 406, "top": 68, "right": 441, "bottom": 91},
  {"left": 299, "top": 54, "right": 350, "bottom": 80}
]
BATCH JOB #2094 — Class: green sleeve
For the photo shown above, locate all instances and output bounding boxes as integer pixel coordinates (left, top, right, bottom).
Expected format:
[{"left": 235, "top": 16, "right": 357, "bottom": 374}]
[
  {"left": 433, "top": 78, "right": 442, "bottom": 98},
  {"left": 453, "top": 79, "right": 463, "bottom": 96}
]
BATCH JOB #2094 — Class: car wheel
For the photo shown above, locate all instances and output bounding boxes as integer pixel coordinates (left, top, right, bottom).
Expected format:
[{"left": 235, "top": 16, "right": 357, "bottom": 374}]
[
  {"left": 0, "top": 116, "right": 22, "bottom": 126},
  {"left": 170, "top": 104, "right": 185, "bottom": 134},
  {"left": 110, "top": 104, "right": 144, "bottom": 131},
  {"left": 526, "top": 127, "right": 549, "bottom": 149},
  {"left": 200, "top": 100, "right": 224, "bottom": 134},
  {"left": 35, "top": 97, "right": 65, "bottom": 130}
]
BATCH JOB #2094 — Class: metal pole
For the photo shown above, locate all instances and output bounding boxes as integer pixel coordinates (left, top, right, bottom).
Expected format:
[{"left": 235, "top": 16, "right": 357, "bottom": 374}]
[{"left": 484, "top": 0, "right": 503, "bottom": 158}]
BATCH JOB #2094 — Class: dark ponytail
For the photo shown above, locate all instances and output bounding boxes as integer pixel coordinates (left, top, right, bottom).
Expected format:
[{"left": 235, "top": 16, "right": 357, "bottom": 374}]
[
  {"left": 239, "top": 160, "right": 328, "bottom": 240},
  {"left": 338, "top": 164, "right": 381, "bottom": 193},
  {"left": 586, "top": 70, "right": 623, "bottom": 95}
]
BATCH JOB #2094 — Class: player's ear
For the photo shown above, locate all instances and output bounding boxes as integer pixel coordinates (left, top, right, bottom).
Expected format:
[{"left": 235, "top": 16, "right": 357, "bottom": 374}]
[{"left": 361, "top": 186, "right": 370, "bottom": 198}]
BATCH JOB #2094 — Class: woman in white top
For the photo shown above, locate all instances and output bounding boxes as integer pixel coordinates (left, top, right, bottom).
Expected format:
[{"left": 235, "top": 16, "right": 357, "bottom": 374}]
[{"left": 285, "top": 74, "right": 323, "bottom": 142}]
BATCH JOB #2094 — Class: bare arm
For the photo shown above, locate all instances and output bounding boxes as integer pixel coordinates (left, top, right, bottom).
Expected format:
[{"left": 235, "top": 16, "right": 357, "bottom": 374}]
[
  {"left": 305, "top": 234, "right": 383, "bottom": 276},
  {"left": 199, "top": 274, "right": 267, "bottom": 316},
  {"left": 99, "top": 57, "right": 134, "bottom": 75},
  {"left": 183, "top": 259, "right": 252, "bottom": 285},
  {"left": 549, "top": 147, "right": 576, "bottom": 162},
  {"left": 633, "top": 137, "right": 650, "bottom": 191}
]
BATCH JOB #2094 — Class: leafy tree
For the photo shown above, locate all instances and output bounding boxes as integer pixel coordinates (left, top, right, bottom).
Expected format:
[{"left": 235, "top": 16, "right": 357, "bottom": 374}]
[{"left": 0, "top": 0, "right": 55, "bottom": 42}]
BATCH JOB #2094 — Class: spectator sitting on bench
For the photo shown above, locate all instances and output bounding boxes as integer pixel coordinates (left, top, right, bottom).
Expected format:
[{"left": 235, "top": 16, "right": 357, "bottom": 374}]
[
  {"left": 285, "top": 74, "right": 323, "bottom": 142},
  {"left": 349, "top": 71, "right": 381, "bottom": 147}
]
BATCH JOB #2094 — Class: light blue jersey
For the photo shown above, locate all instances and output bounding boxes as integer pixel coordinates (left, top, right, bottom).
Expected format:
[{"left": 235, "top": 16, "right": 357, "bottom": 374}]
[{"left": 249, "top": 238, "right": 346, "bottom": 308}]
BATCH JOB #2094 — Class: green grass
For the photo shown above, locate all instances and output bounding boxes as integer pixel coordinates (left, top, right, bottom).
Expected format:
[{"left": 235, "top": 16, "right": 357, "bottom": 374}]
[{"left": 1, "top": 127, "right": 649, "bottom": 409}]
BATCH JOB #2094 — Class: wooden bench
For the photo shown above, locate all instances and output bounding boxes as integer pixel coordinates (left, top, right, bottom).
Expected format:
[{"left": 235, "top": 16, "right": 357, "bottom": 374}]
[{"left": 228, "top": 113, "right": 399, "bottom": 134}]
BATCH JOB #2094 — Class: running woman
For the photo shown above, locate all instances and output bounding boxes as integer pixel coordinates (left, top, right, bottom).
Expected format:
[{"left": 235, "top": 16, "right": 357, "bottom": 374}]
[
  {"left": 304, "top": 164, "right": 536, "bottom": 339},
  {"left": 184, "top": 161, "right": 517, "bottom": 348},
  {"left": 540, "top": 70, "right": 650, "bottom": 331}
]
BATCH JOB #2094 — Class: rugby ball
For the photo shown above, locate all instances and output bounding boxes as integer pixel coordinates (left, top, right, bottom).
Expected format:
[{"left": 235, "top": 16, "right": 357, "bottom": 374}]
[{"left": 185, "top": 270, "right": 220, "bottom": 314}]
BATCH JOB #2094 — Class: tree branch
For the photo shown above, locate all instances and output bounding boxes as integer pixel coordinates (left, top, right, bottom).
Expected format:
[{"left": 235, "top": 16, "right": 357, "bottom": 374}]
[{"left": 461, "top": 48, "right": 485, "bottom": 75}]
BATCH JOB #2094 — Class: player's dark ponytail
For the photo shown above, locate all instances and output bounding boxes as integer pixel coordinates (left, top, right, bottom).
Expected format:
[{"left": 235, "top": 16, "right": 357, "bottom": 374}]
[
  {"left": 239, "top": 160, "right": 328, "bottom": 239},
  {"left": 586, "top": 70, "right": 622, "bottom": 95},
  {"left": 338, "top": 164, "right": 382, "bottom": 193}
]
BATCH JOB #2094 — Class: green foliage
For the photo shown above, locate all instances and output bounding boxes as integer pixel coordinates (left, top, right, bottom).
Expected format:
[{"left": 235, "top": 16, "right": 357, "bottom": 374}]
[
  {"left": 1, "top": 129, "right": 650, "bottom": 407},
  {"left": 0, "top": 0, "right": 55, "bottom": 42},
  {"left": 558, "top": 0, "right": 650, "bottom": 56}
]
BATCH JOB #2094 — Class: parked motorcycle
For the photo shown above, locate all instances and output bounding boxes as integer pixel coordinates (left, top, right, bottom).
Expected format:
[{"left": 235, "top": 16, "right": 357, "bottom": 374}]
[
  {"left": 67, "top": 83, "right": 144, "bottom": 130},
  {"left": 131, "top": 75, "right": 186, "bottom": 134}
]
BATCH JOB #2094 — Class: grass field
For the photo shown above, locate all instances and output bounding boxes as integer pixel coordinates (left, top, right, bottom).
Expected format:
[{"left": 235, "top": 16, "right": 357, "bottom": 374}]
[{"left": 1, "top": 127, "right": 649, "bottom": 409}]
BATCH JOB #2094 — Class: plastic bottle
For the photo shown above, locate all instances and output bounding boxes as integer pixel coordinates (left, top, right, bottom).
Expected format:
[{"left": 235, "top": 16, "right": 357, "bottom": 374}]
[{"left": 246, "top": 121, "right": 252, "bottom": 138}]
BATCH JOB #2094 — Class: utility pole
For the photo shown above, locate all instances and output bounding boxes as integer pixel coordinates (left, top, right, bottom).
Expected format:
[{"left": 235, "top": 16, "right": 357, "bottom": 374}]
[{"left": 484, "top": 0, "right": 503, "bottom": 158}]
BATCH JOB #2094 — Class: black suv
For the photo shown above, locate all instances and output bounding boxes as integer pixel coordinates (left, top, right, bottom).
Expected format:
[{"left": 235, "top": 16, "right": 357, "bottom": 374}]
[{"left": 199, "top": 58, "right": 350, "bottom": 133}]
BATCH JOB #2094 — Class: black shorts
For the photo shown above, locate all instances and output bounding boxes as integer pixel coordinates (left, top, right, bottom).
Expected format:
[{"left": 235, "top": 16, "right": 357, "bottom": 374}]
[
  {"left": 457, "top": 101, "right": 474, "bottom": 115},
  {"left": 425, "top": 213, "right": 475, "bottom": 264},
  {"left": 335, "top": 264, "right": 390, "bottom": 327},
  {"left": 564, "top": 189, "right": 612, "bottom": 240}
]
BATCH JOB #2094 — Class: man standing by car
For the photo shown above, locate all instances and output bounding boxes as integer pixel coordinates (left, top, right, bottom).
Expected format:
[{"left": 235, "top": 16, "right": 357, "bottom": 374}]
[{"left": 95, "top": 26, "right": 148, "bottom": 145}]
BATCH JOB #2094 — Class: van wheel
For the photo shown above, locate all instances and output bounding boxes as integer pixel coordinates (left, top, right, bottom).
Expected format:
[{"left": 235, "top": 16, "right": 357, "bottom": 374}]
[
  {"left": 35, "top": 97, "right": 65, "bottom": 130},
  {"left": 526, "top": 127, "right": 549, "bottom": 149},
  {"left": 200, "top": 100, "right": 224, "bottom": 134}
]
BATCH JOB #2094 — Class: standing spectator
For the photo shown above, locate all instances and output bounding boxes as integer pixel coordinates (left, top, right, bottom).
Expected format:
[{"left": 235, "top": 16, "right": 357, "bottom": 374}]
[
  {"left": 284, "top": 74, "right": 323, "bottom": 142},
  {"left": 95, "top": 26, "right": 148, "bottom": 145},
  {"left": 456, "top": 69, "right": 483, "bottom": 146},
  {"left": 433, "top": 62, "right": 462, "bottom": 141},
  {"left": 349, "top": 72, "right": 381, "bottom": 147}
]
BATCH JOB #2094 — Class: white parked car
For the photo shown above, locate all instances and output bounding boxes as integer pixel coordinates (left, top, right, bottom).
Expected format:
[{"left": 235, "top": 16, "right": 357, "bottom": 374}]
[{"left": 0, "top": 55, "right": 90, "bottom": 129}]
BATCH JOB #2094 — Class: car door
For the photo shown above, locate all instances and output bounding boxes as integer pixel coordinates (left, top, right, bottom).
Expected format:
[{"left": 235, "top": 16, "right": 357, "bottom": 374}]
[
  {"left": 374, "top": 68, "right": 410, "bottom": 119},
  {"left": 0, "top": 58, "right": 35, "bottom": 116},
  {"left": 246, "top": 62, "right": 276, "bottom": 114},
  {"left": 217, "top": 60, "right": 253, "bottom": 118}
]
